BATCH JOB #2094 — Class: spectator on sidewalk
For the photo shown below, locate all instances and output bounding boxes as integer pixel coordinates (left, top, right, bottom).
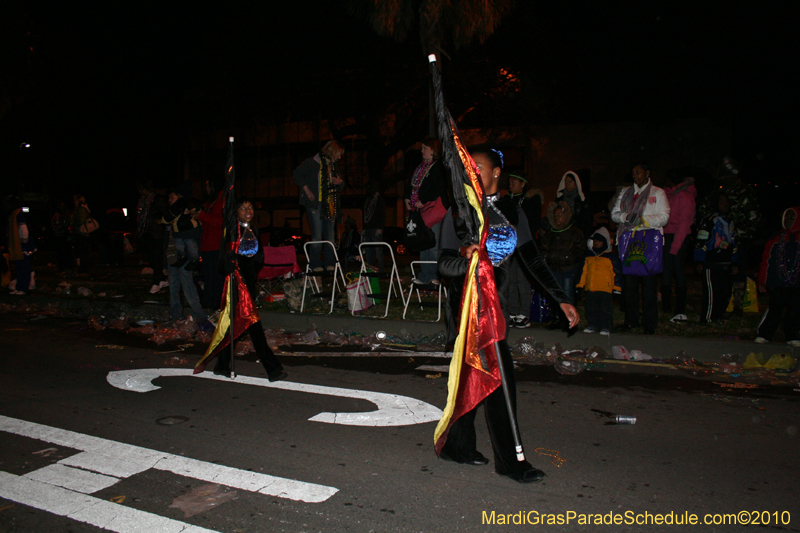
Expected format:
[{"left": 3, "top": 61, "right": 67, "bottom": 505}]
[
  {"left": 697, "top": 157, "right": 760, "bottom": 316},
  {"left": 540, "top": 200, "right": 585, "bottom": 332},
  {"left": 5, "top": 195, "right": 36, "bottom": 295},
  {"left": 555, "top": 170, "right": 591, "bottom": 238},
  {"left": 611, "top": 163, "right": 670, "bottom": 334},
  {"left": 662, "top": 170, "right": 697, "bottom": 323},
  {"left": 405, "top": 137, "right": 448, "bottom": 286},
  {"left": 577, "top": 227, "right": 621, "bottom": 335},
  {"left": 755, "top": 207, "right": 800, "bottom": 346},
  {"left": 293, "top": 140, "right": 345, "bottom": 272},
  {"left": 694, "top": 192, "right": 738, "bottom": 323},
  {"left": 161, "top": 188, "right": 206, "bottom": 324},
  {"left": 136, "top": 181, "right": 169, "bottom": 294}
]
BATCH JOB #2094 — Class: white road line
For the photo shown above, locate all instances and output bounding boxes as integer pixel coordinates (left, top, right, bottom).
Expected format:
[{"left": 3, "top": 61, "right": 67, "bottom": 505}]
[
  {"left": 0, "top": 471, "right": 219, "bottom": 533},
  {"left": 24, "top": 463, "right": 120, "bottom": 494},
  {"left": 106, "top": 368, "right": 443, "bottom": 427},
  {"left": 0, "top": 415, "right": 338, "bottom": 503}
]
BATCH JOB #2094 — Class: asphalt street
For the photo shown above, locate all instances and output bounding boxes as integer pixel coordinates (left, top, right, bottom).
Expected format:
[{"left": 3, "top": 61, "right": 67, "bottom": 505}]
[{"left": 1, "top": 310, "right": 799, "bottom": 532}]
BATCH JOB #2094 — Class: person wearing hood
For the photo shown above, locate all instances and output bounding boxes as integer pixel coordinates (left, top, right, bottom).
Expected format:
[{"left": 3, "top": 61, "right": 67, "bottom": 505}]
[
  {"left": 502, "top": 172, "right": 544, "bottom": 327},
  {"left": 662, "top": 170, "right": 697, "bottom": 322},
  {"left": 694, "top": 191, "right": 738, "bottom": 323},
  {"left": 540, "top": 200, "right": 585, "bottom": 331},
  {"left": 556, "top": 171, "right": 591, "bottom": 237},
  {"left": 576, "top": 227, "right": 621, "bottom": 335},
  {"left": 755, "top": 207, "right": 800, "bottom": 346},
  {"left": 611, "top": 163, "right": 670, "bottom": 334}
]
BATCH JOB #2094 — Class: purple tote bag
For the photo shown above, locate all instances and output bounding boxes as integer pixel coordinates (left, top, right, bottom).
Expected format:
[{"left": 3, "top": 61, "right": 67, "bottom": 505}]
[{"left": 618, "top": 228, "right": 663, "bottom": 276}]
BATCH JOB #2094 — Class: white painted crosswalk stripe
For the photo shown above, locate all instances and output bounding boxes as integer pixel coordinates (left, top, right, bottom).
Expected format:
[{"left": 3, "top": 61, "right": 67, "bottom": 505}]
[
  {"left": 0, "top": 414, "right": 339, "bottom": 531},
  {"left": 0, "top": 415, "right": 338, "bottom": 503},
  {"left": 0, "top": 471, "right": 219, "bottom": 533}
]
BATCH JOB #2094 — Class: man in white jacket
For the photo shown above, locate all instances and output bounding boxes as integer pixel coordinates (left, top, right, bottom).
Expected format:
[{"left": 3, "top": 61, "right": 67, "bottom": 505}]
[{"left": 611, "top": 163, "right": 670, "bottom": 334}]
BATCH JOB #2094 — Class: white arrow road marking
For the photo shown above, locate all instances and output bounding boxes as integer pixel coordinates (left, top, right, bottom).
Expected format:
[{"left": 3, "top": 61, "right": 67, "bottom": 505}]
[{"left": 106, "top": 368, "right": 443, "bottom": 427}]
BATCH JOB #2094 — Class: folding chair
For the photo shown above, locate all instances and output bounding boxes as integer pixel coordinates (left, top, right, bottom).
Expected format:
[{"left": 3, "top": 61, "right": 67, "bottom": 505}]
[
  {"left": 403, "top": 260, "right": 447, "bottom": 321},
  {"left": 354, "top": 242, "right": 408, "bottom": 317},
  {"left": 256, "top": 245, "right": 300, "bottom": 303},
  {"left": 301, "top": 240, "right": 347, "bottom": 314}
]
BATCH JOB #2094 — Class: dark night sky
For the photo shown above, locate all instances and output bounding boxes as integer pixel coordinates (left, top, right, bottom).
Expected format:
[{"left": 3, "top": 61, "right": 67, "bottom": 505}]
[{"left": 3, "top": 1, "right": 797, "bottom": 209}]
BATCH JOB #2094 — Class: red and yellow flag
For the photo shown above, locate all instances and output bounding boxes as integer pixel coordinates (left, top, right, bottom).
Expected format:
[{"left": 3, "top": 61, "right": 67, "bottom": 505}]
[
  {"left": 433, "top": 127, "right": 507, "bottom": 455},
  {"left": 193, "top": 268, "right": 260, "bottom": 374}
]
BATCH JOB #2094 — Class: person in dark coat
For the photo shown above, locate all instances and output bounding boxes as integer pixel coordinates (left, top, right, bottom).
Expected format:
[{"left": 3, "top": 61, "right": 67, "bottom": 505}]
[{"left": 540, "top": 200, "right": 585, "bottom": 331}]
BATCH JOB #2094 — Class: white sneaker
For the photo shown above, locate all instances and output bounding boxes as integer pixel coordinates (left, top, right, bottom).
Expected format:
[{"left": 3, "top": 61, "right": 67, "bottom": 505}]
[
  {"left": 670, "top": 314, "right": 688, "bottom": 323},
  {"left": 787, "top": 340, "right": 800, "bottom": 348},
  {"left": 516, "top": 315, "right": 531, "bottom": 328},
  {"left": 583, "top": 326, "right": 596, "bottom": 334},
  {"left": 754, "top": 337, "right": 768, "bottom": 344},
  {"left": 599, "top": 329, "right": 610, "bottom": 336}
]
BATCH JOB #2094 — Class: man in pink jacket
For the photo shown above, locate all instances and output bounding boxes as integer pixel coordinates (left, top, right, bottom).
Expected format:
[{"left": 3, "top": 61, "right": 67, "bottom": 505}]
[{"left": 662, "top": 171, "right": 697, "bottom": 322}]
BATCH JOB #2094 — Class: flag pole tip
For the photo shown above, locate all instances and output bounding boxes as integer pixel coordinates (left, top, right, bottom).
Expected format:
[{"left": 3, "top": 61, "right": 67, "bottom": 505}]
[
  {"left": 427, "top": 54, "right": 437, "bottom": 63},
  {"left": 229, "top": 136, "right": 234, "bottom": 142}
]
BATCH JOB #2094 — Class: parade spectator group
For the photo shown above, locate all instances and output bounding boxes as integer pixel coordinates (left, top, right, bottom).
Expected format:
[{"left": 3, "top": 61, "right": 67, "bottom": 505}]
[{"left": 2, "top": 146, "right": 798, "bottom": 347}]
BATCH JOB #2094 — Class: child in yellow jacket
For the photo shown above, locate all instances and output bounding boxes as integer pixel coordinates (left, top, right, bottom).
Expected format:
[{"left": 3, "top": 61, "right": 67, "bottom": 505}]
[{"left": 577, "top": 227, "right": 622, "bottom": 334}]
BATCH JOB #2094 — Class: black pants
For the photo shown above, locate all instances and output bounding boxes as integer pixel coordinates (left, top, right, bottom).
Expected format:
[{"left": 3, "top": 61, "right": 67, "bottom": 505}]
[
  {"left": 623, "top": 274, "right": 659, "bottom": 329},
  {"left": 700, "top": 266, "right": 733, "bottom": 322},
  {"left": 441, "top": 341, "right": 533, "bottom": 476},
  {"left": 757, "top": 287, "right": 800, "bottom": 341},
  {"left": 585, "top": 291, "right": 613, "bottom": 331},
  {"left": 661, "top": 234, "right": 690, "bottom": 314},
  {"left": 214, "top": 320, "right": 284, "bottom": 378}
]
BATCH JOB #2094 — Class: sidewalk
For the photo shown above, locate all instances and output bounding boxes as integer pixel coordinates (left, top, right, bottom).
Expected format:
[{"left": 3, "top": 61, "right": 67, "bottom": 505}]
[
  {"left": 261, "top": 310, "right": 797, "bottom": 365},
  {"left": 1, "top": 259, "right": 796, "bottom": 368}
]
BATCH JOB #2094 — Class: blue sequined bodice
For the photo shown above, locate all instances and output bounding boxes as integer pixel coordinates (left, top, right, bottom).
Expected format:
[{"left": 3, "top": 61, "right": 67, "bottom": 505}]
[
  {"left": 238, "top": 223, "right": 260, "bottom": 257},
  {"left": 485, "top": 194, "right": 517, "bottom": 266}
]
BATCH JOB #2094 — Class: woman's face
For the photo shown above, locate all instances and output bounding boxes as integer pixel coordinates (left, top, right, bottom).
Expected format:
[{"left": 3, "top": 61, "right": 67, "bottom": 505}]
[
  {"left": 632, "top": 165, "right": 650, "bottom": 187},
  {"left": 168, "top": 193, "right": 179, "bottom": 205},
  {"left": 237, "top": 202, "right": 254, "bottom": 224},
  {"left": 564, "top": 175, "right": 576, "bottom": 192},
  {"left": 421, "top": 144, "right": 433, "bottom": 161},
  {"left": 785, "top": 210, "right": 797, "bottom": 230},
  {"left": 473, "top": 153, "right": 499, "bottom": 191},
  {"left": 508, "top": 176, "right": 524, "bottom": 194}
]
